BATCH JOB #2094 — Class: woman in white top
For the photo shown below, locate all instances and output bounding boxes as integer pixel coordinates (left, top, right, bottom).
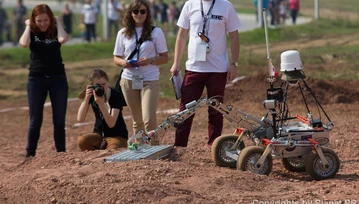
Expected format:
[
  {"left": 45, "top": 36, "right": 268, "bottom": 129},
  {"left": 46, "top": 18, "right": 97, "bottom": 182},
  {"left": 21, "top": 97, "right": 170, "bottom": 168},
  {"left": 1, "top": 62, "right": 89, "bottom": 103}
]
[{"left": 113, "top": 0, "right": 168, "bottom": 144}]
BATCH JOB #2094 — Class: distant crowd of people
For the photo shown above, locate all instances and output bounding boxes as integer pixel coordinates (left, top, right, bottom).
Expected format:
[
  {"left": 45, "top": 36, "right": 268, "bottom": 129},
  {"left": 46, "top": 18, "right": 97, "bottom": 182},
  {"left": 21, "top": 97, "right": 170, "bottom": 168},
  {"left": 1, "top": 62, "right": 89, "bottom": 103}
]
[
  {"left": 0, "top": 0, "right": 27, "bottom": 46},
  {"left": 0, "top": 0, "right": 186, "bottom": 46},
  {"left": 253, "top": 0, "right": 300, "bottom": 26},
  {"left": 0, "top": 0, "right": 301, "bottom": 47}
]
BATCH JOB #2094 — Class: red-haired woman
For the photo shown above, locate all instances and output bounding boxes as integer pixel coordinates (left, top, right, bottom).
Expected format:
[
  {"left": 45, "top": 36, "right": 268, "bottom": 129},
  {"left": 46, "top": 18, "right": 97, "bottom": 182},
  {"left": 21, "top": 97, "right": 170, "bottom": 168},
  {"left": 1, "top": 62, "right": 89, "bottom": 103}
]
[{"left": 19, "top": 4, "right": 69, "bottom": 157}]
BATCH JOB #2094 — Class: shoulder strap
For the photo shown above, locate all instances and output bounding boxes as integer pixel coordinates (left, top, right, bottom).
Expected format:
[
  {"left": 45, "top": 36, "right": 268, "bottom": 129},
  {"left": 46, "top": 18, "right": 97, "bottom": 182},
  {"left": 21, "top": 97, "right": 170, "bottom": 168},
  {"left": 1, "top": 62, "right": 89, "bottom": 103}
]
[{"left": 127, "top": 26, "right": 156, "bottom": 60}]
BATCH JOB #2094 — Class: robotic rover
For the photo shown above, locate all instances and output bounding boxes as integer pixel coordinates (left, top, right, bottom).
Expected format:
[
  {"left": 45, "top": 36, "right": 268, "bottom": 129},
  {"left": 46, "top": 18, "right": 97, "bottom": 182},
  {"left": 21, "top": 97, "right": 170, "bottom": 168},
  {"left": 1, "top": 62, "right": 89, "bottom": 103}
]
[
  {"left": 127, "top": 10, "right": 340, "bottom": 180},
  {"left": 127, "top": 50, "right": 340, "bottom": 180},
  {"left": 210, "top": 50, "right": 340, "bottom": 181}
]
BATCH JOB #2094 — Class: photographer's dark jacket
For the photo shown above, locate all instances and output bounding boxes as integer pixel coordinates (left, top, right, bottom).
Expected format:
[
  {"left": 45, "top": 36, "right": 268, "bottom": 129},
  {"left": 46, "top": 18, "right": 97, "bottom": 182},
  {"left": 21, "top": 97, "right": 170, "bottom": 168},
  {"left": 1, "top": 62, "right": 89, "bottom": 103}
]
[
  {"left": 29, "top": 29, "right": 65, "bottom": 76},
  {"left": 89, "top": 88, "right": 128, "bottom": 139}
]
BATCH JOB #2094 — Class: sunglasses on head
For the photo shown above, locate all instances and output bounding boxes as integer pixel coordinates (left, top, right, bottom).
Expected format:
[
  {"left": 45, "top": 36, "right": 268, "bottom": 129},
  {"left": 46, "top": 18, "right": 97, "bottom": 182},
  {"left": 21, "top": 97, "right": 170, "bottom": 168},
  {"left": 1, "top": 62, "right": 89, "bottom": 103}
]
[{"left": 132, "top": 9, "right": 147, "bottom": 15}]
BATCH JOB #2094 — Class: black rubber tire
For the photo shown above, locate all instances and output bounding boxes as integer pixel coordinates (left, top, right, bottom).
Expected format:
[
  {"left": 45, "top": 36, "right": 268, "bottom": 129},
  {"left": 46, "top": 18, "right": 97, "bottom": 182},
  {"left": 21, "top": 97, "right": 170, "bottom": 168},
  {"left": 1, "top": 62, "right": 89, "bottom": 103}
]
[
  {"left": 237, "top": 146, "right": 272, "bottom": 176},
  {"left": 282, "top": 156, "right": 306, "bottom": 172},
  {"left": 305, "top": 147, "right": 340, "bottom": 180},
  {"left": 211, "top": 134, "right": 245, "bottom": 168}
]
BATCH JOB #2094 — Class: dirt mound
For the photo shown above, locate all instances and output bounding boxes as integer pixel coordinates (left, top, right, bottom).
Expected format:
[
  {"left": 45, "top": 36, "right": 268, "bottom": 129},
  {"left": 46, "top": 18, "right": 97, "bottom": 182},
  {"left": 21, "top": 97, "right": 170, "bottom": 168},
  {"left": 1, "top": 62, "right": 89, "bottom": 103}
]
[
  {"left": 0, "top": 73, "right": 359, "bottom": 203},
  {"left": 225, "top": 72, "right": 359, "bottom": 105}
]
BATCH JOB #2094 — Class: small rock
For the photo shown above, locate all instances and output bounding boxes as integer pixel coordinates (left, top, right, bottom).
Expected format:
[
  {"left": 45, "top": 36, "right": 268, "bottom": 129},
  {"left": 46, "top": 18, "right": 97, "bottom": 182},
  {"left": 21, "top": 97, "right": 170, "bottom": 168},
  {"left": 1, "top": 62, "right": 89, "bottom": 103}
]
[{"left": 50, "top": 197, "right": 57, "bottom": 203}]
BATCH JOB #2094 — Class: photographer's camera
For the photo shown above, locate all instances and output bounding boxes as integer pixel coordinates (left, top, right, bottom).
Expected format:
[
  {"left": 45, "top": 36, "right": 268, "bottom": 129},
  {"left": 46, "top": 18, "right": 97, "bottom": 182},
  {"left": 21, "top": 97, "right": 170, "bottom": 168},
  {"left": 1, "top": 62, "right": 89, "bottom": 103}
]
[{"left": 91, "top": 83, "right": 104, "bottom": 97}]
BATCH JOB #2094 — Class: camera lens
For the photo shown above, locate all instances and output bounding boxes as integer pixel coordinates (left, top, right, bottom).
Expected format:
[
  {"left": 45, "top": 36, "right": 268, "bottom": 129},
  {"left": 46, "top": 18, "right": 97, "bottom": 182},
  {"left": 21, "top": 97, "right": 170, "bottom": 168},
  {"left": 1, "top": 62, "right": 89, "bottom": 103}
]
[{"left": 93, "top": 84, "right": 104, "bottom": 97}]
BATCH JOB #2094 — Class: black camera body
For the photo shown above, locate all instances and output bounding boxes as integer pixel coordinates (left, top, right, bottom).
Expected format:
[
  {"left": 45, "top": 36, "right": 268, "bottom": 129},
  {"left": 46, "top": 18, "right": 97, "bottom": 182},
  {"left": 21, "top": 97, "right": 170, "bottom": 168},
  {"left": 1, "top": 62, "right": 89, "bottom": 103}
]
[{"left": 91, "top": 83, "right": 104, "bottom": 97}]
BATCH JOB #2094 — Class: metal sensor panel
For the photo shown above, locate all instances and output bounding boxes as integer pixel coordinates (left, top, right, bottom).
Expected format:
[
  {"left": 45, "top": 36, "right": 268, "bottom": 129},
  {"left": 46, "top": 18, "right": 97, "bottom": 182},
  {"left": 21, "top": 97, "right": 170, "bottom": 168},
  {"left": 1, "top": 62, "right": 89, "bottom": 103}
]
[{"left": 104, "top": 145, "right": 173, "bottom": 162}]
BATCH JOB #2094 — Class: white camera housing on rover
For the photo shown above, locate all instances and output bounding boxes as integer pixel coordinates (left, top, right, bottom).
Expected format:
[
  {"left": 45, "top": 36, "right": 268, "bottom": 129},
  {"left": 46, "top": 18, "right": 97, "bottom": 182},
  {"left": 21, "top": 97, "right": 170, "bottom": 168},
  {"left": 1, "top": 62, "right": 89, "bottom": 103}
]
[{"left": 280, "top": 50, "right": 303, "bottom": 72}]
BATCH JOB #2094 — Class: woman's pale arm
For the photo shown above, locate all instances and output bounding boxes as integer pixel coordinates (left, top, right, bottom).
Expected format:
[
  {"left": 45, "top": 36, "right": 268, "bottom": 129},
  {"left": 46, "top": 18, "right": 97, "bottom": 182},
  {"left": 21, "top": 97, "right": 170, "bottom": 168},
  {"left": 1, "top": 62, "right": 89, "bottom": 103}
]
[
  {"left": 114, "top": 55, "right": 134, "bottom": 68},
  {"left": 56, "top": 16, "right": 69, "bottom": 44},
  {"left": 92, "top": 91, "right": 119, "bottom": 128},
  {"left": 19, "top": 19, "right": 31, "bottom": 48},
  {"left": 77, "top": 100, "right": 90, "bottom": 122},
  {"left": 97, "top": 105, "right": 119, "bottom": 128},
  {"left": 114, "top": 55, "right": 126, "bottom": 67},
  {"left": 150, "top": 51, "right": 168, "bottom": 66},
  {"left": 136, "top": 51, "right": 168, "bottom": 67}
]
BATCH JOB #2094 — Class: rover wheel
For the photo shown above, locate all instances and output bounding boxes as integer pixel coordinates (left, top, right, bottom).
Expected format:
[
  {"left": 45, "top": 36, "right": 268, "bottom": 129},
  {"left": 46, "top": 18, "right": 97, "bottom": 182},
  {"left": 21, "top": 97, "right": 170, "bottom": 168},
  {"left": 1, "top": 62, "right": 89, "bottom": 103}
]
[
  {"left": 237, "top": 146, "right": 272, "bottom": 176},
  {"left": 305, "top": 147, "right": 340, "bottom": 180},
  {"left": 282, "top": 156, "right": 306, "bottom": 172},
  {"left": 211, "top": 134, "right": 245, "bottom": 168}
]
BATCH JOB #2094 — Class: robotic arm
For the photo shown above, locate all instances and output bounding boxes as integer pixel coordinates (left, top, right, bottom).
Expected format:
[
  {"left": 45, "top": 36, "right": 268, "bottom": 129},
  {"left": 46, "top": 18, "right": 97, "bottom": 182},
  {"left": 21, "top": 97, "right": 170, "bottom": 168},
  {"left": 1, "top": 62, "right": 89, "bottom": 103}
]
[
  {"left": 127, "top": 98, "right": 267, "bottom": 150},
  {"left": 127, "top": 99, "right": 209, "bottom": 150}
]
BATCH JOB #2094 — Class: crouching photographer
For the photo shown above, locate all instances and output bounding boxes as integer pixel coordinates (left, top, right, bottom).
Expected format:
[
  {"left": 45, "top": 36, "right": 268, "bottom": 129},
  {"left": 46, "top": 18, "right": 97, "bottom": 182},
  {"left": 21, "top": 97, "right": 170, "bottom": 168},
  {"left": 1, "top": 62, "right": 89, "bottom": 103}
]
[{"left": 77, "top": 69, "right": 128, "bottom": 151}]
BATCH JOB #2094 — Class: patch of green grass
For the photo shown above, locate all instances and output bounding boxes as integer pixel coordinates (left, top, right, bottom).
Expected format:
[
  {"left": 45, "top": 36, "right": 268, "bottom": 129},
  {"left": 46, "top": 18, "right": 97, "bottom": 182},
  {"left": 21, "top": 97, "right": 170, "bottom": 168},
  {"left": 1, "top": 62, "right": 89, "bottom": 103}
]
[
  {"left": 300, "top": 0, "right": 359, "bottom": 13},
  {"left": 61, "top": 40, "right": 116, "bottom": 60},
  {"left": 236, "top": 18, "right": 359, "bottom": 76},
  {"left": 240, "top": 18, "right": 359, "bottom": 45},
  {"left": 230, "top": 0, "right": 359, "bottom": 14},
  {"left": 0, "top": 48, "right": 31, "bottom": 67}
]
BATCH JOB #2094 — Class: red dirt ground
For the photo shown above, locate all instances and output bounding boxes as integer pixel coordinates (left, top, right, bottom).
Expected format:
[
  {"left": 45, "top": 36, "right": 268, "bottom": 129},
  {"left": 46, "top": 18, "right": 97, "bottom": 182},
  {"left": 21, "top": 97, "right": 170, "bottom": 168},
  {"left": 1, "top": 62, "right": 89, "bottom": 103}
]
[{"left": 0, "top": 71, "right": 358, "bottom": 203}]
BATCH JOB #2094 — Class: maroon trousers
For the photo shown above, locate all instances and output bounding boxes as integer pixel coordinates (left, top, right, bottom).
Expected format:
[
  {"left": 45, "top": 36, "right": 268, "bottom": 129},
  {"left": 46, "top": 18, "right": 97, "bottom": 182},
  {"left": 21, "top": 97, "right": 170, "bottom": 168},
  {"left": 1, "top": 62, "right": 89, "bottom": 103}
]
[{"left": 174, "top": 70, "right": 227, "bottom": 147}]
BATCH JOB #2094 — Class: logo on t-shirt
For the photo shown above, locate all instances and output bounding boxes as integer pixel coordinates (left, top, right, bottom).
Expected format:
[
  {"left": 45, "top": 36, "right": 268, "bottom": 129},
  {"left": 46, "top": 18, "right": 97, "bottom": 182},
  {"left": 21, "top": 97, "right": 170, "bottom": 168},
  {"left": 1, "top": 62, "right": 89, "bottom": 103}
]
[
  {"left": 34, "top": 36, "right": 58, "bottom": 44},
  {"left": 210, "top": 14, "right": 223, "bottom": 21}
]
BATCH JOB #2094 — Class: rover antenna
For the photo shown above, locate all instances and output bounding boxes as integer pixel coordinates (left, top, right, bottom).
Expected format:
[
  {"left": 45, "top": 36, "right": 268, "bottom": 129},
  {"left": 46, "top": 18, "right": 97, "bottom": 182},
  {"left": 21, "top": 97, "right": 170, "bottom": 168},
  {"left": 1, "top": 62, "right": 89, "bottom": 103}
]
[{"left": 262, "top": 8, "right": 277, "bottom": 86}]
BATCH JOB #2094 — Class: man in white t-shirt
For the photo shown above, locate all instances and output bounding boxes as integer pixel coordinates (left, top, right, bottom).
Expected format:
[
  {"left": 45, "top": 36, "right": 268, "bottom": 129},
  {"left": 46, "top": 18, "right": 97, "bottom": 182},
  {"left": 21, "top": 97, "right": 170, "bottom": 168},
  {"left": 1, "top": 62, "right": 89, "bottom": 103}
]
[
  {"left": 107, "top": 0, "right": 121, "bottom": 38},
  {"left": 81, "top": 0, "right": 98, "bottom": 42},
  {"left": 170, "top": 0, "right": 241, "bottom": 147}
]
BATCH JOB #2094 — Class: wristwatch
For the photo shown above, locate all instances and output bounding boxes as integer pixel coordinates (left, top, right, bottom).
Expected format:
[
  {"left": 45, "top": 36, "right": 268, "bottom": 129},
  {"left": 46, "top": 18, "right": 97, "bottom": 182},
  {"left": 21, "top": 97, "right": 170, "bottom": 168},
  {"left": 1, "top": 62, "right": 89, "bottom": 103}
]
[
  {"left": 151, "top": 57, "right": 156, "bottom": 64},
  {"left": 231, "top": 62, "right": 238, "bottom": 67}
]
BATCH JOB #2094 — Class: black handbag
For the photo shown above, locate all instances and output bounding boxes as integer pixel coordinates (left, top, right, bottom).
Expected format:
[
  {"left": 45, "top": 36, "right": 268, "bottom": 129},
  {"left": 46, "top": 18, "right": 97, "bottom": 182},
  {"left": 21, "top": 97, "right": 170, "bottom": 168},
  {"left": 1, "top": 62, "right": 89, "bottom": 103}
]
[{"left": 114, "top": 68, "right": 127, "bottom": 107}]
